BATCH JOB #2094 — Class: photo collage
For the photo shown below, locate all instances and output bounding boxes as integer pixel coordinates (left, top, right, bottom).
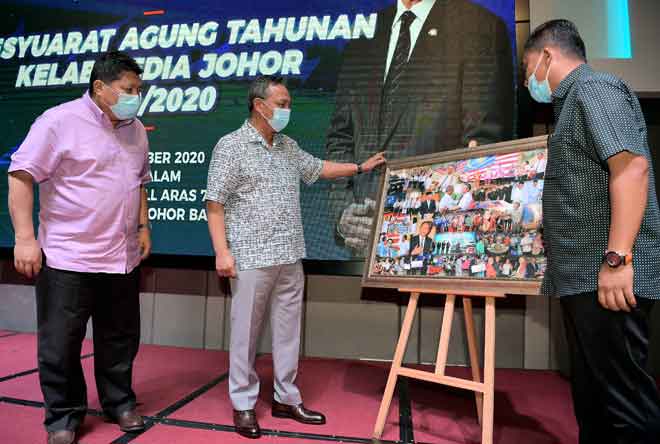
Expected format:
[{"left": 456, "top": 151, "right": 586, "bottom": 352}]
[{"left": 372, "top": 149, "right": 547, "bottom": 281}]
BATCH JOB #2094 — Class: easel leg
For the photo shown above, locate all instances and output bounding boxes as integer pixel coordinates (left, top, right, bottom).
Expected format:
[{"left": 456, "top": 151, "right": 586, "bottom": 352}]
[
  {"left": 435, "top": 294, "right": 456, "bottom": 375},
  {"left": 482, "top": 297, "right": 496, "bottom": 444},
  {"left": 373, "top": 292, "right": 420, "bottom": 439},
  {"left": 463, "top": 297, "right": 483, "bottom": 426}
]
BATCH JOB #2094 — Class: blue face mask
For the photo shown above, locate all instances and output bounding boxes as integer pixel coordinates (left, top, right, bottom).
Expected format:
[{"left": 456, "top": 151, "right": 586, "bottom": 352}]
[
  {"left": 261, "top": 101, "right": 291, "bottom": 132},
  {"left": 106, "top": 85, "right": 141, "bottom": 120},
  {"left": 527, "top": 55, "right": 553, "bottom": 104}
]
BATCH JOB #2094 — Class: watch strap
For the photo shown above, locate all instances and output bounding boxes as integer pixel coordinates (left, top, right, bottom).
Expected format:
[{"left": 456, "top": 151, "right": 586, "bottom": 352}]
[{"left": 623, "top": 252, "right": 633, "bottom": 265}]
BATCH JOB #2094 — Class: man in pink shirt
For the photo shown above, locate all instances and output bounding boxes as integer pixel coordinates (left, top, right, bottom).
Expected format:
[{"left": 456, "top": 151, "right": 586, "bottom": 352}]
[{"left": 7, "top": 51, "right": 151, "bottom": 444}]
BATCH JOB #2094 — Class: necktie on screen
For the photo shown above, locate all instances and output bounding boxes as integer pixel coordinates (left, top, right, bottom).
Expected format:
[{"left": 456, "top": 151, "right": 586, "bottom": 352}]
[{"left": 380, "top": 10, "right": 416, "bottom": 136}]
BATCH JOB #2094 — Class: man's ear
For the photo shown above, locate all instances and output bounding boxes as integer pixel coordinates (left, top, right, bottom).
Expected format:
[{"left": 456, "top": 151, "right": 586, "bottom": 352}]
[
  {"left": 253, "top": 98, "right": 267, "bottom": 116},
  {"left": 542, "top": 47, "right": 554, "bottom": 67},
  {"left": 92, "top": 79, "right": 105, "bottom": 97}
]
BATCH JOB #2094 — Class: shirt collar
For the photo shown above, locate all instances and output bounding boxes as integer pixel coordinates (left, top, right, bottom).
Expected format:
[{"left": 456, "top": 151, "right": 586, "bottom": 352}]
[
  {"left": 551, "top": 63, "right": 591, "bottom": 119},
  {"left": 552, "top": 63, "right": 592, "bottom": 100},
  {"left": 81, "top": 91, "right": 136, "bottom": 128},
  {"left": 82, "top": 91, "right": 106, "bottom": 123},
  {"left": 393, "top": 0, "right": 436, "bottom": 28},
  {"left": 242, "top": 119, "right": 284, "bottom": 148}
]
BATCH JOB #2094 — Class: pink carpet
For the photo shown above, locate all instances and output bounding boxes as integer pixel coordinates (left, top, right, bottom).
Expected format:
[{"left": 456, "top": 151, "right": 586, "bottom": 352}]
[
  {"left": 0, "top": 332, "right": 582, "bottom": 443},
  {"left": 112, "top": 344, "right": 229, "bottom": 415},
  {"left": 131, "top": 424, "right": 309, "bottom": 444},
  {"left": 0, "top": 403, "right": 124, "bottom": 444},
  {"left": 0, "top": 334, "right": 93, "bottom": 379},
  {"left": 1, "top": 342, "right": 229, "bottom": 416},
  {"left": 171, "top": 356, "right": 404, "bottom": 441},
  {"left": 406, "top": 367, "right": 577, "bottom": 443}
]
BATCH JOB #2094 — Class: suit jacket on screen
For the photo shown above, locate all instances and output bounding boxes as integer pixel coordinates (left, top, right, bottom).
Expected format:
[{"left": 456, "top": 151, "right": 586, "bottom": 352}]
[{"left": 326, "top": 0, "right": 514, "bottom": 253}]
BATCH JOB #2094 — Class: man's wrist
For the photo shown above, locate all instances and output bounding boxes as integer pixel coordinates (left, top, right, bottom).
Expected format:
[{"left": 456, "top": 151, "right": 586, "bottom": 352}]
[
  {"left": 607, "top": 245, "right": 632, "bottom": 254},
  {"left": 15, "top": 232, "right": 36, "bottom": 243},
  {"left": 355, "top": 163, "right": 363, "bottom": 175},
  {"left": 216, "top": 246, "right": 231, "bottom": 256}
]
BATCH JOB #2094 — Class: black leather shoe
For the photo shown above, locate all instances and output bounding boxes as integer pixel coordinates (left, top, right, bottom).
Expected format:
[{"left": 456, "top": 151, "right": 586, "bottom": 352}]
[
  {"left": 233, "top": 409, "right": 261, "bottom": 439},
  {"left": 47, "top": 430, "right": 76, "bottom": 444},
  {"left": 272, "top": 400, "right": 326, "bottom": 425},
  {"left": 104, "top": 409, "right": 145, "bottom": 433}
]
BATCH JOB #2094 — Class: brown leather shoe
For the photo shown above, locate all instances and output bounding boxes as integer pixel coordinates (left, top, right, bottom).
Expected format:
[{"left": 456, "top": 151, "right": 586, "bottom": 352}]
[
  {"left": 47, "top": 430, "right": 76, "bottom": 444},
  {"left": 115, "top": 409, "right": 145, "bottom": 433},
  {"left": 272, "top": 400, "right": 326, "bottom": 425},
  {"left": 233, "top": 409, "right": 261, "bottom": 439}
]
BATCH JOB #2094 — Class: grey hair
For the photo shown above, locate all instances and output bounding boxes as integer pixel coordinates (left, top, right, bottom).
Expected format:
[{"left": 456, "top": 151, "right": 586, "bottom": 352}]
[{"left": 247, "top": 75, "right": 285, "bottom": 112}]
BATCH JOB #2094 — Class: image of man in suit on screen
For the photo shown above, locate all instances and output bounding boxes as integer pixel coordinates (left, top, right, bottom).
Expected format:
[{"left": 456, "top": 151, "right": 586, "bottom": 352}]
[
  {"left": 326, "top": 0, "right": 514, "bottom": 256},
  {"left": 410, "top": 221, "right": 435, "bottom": 256},
  {"left": 409, "top": 220, "right": 435, "bottom": 275},
  {"left": 419, "top": 192, "right": 437, "bottom": 215}
]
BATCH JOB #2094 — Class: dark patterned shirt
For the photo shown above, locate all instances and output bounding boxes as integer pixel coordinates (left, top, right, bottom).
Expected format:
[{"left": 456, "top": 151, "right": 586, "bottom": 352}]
[
  {"left": 541, "top": 64, "right": 660, "bottom": 299},
  {"left": 205, "top": 120, "right": 323, "bottom": 271}
]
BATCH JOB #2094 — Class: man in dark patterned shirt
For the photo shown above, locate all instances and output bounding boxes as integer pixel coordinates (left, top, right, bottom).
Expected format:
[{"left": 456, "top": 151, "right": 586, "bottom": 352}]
[
  {"left": 205, "top": 76, "right": 385, "bottom": 439},
  {"left": 523, "top": 20, "right": 660, "bottom": 444}
]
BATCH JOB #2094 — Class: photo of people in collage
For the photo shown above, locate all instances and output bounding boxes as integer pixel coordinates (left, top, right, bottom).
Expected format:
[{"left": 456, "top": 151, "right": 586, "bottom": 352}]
[{"left": 372, "top": 149, "right": 547, "bottom": 280}]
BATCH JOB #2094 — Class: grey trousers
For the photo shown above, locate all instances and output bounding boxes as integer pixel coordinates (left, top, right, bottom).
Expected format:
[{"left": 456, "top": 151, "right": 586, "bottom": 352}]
[{"left": 228, "top": 261, "right": 304, "bottom": 411}]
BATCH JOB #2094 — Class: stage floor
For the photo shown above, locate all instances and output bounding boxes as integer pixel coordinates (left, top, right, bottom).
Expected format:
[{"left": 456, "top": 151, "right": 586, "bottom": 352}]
[{"left": 0, "top": 331, "right": 578, "bottom": 443}]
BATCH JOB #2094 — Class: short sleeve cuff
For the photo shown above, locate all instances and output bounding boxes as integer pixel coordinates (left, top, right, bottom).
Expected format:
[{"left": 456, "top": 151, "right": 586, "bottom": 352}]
[
  {"left": 8, "top": 161, "right": 47, "bottom": 183},
  {"left": 302, "top": 158, "right": 323, "bottom": 185},
  {"left": 597, "top": 144, "right": 646, "bottom": 162},
  {"left": 204, "top": 189, "right": 228, "bottom": 205}
]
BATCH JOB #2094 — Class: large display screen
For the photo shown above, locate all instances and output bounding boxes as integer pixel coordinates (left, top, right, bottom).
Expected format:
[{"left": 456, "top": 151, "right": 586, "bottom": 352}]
[
  {"left": 531, "top": 0, "right": 660, "bottom": 93},
  {"left": 0, "top": 0, "right": 516, "bottom": 260}
]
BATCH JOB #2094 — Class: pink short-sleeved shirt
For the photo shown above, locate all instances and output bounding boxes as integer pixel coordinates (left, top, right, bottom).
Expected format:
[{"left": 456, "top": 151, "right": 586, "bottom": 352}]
[{"left": 9, "top": 92, "right": 151, "bottom": 274}]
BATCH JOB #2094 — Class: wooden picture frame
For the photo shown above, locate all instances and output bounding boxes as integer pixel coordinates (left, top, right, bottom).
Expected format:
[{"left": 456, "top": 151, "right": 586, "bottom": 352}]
[{"left": 362, "top": 135, "right": 548, "bottom": 295}]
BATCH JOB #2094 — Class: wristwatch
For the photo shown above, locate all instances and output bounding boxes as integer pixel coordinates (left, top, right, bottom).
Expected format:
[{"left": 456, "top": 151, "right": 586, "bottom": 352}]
[
  {"left": 603, "top": 251, "right": 633, "bottom": 268},
  {"left": 356, "top": 164, "right": 363, "bottom": 175}
]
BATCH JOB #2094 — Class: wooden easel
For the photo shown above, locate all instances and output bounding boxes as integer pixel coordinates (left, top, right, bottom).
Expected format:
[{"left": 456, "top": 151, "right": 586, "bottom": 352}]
[{"left": 373, "top": 288, "right": 506, "bottom": 444}]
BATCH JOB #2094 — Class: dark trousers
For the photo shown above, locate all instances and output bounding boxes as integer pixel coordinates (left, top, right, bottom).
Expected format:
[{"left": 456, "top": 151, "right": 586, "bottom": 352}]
[
  {"left": 36, "top": 264, "right": 141, "bottom": 432},
  {"left": 561, "top": 292, "right": 660, "bottom": 444}
]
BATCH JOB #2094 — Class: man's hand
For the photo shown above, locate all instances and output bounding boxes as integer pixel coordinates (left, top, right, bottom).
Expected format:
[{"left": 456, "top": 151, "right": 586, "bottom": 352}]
[
  {"left": 216, "top": 250, "right": 237, "bottom": 278},
  {"left": 138, "top": 228, "right": 152, "bottom": 261},
  {"left": 14, "top": 237, "right": 42, "bottom": 278},
  {"left": 361, "top": 152, "right": 386, "bottom": 173},
  {"left": 598, "top": 263, "right": 636, "bottom": 312},
  {"left": 339, "top": 198, "right": 377, "bottom": 254}
]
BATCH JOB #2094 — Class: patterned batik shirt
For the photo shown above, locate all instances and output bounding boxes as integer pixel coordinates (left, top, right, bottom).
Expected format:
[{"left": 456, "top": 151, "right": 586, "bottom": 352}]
[
  {"left": 205, "top": 120, "right": 323, "bottom": 271},
  {"left": 541, "top": 64, "right": 660, "bottom": 299}
]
